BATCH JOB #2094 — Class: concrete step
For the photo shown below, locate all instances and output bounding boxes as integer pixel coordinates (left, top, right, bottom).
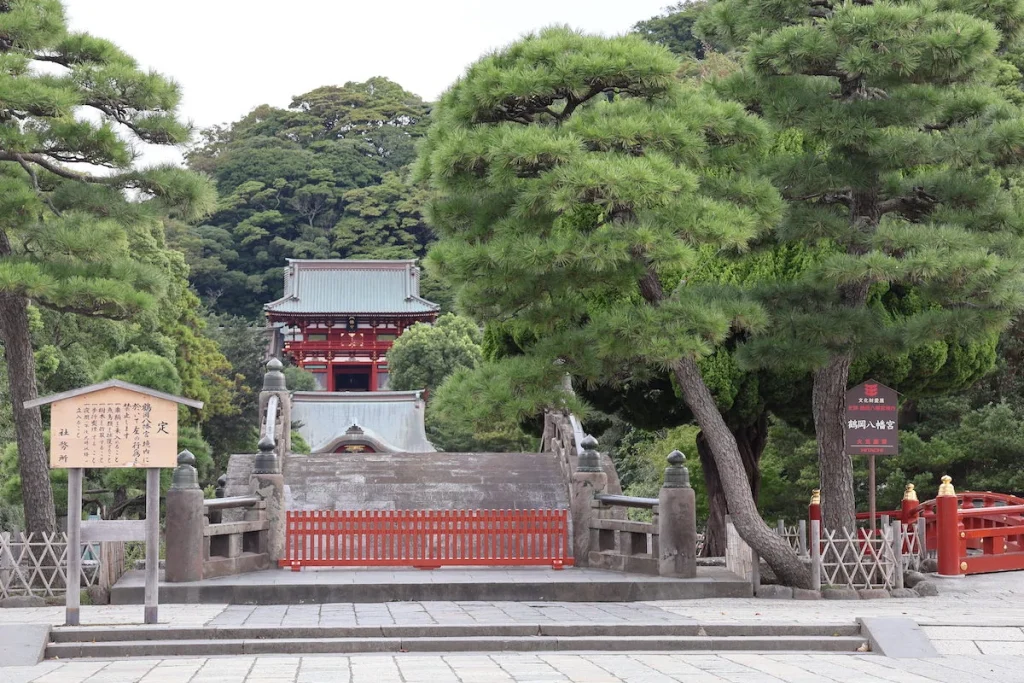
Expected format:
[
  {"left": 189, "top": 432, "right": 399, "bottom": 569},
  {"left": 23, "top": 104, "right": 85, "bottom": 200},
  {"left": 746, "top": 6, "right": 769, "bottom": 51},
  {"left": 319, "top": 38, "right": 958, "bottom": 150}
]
[
  {"left": 109, "top": 566, "right": 753, "bottom": 604},
  {"left": 46, "top": 624, "right": 868, "bottom": 658},
  {"left": 50, "top": 623, "right": 863, "bottom": 642}
]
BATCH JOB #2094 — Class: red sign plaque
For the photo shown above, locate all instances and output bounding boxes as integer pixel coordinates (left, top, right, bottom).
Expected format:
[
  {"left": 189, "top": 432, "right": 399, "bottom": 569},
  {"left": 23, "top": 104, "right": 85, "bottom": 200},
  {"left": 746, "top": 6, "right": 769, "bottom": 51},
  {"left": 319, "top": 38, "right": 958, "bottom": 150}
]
[{"left": 844, "top": 380, "right": 899, "bottom": 456}]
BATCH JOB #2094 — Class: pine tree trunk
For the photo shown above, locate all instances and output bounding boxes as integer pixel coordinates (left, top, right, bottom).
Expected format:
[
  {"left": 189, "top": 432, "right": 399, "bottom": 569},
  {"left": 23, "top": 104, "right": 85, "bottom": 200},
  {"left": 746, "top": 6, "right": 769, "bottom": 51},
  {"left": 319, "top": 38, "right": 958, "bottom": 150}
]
[
  {"left": 672, "top": 358, "right": 809, "bottom": 587},
  {"left": 0, "top": 293, "right": 57, "bottom": 533},
  {"left": 812, "top": 351, "right": 856, "bottom": 532},
  {"left": 698, "top": 416, "right": 767, "bottom": 557},
  {"left": 812, "top": 188, "right": 879, "bottom": 533}
]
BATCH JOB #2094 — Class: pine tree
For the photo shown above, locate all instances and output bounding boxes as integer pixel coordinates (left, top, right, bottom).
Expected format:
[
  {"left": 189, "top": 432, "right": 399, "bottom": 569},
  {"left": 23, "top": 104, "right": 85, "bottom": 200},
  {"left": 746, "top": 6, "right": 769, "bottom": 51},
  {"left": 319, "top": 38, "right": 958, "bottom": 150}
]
[
  {"left": 0, "top": 1, "right": 214, "bottom": 532},
  {"left": 416, "top": 27, "right": 812, "bottom": 585},
  {"left": 697, "top": 0, "right": 1024, "bottom": 531}
]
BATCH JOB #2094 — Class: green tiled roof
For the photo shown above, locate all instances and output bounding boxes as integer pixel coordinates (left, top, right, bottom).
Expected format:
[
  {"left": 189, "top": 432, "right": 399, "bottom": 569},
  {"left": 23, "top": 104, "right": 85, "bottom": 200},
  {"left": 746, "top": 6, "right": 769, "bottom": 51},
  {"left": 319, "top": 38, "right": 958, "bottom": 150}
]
[{"left": 265, "top": 259, "right": 439, "bottom": 316}]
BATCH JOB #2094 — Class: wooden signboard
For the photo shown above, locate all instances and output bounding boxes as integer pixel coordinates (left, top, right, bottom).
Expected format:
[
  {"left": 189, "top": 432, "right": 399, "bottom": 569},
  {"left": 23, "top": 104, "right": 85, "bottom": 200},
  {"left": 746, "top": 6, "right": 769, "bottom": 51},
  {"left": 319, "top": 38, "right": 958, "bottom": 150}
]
[
  {"left": 49, "top": 386, "right": 180, "bottom": 469},
  {"left": 844, "top": 379, "right": 899, "bottom": 533},
  {"left": 24, "top": 379, "right": 203, "bottom": 627},
  {"left": 845, "top": 380, "right": 899, "bottom": 456}
]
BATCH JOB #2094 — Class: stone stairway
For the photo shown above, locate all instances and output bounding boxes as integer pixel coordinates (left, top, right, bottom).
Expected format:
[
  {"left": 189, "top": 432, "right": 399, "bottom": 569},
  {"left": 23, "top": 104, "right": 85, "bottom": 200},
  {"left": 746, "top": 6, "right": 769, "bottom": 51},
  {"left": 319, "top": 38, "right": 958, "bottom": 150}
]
[
  {"left": 46, "top": 622, "right": 868, "bottom": 658},
  {"left": 226, "top": 451, "right": 570, "bottom": 511}
]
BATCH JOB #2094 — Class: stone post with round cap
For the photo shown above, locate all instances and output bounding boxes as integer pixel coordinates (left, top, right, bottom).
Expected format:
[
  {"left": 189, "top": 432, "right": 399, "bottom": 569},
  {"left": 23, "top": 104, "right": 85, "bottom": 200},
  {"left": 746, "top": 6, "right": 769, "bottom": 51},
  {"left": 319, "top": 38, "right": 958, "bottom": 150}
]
[
  {"left": 570, "top": 434, "right": 608, "bottom": 567},
  {"left": 658, "top": 449, "right": 697, "bottom": 578},
  {"left": 165, "top": 450, "right": 205, "bottom": 583}
]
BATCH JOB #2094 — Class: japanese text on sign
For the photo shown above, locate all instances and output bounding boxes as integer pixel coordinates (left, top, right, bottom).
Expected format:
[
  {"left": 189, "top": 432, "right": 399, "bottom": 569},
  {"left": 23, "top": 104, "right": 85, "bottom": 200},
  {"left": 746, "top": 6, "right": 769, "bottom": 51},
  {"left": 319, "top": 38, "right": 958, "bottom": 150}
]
[
  {"left": 844, "top": 380, "right": 899, "bottom": 456},
  {"left": 49, "top": 386, "right": 178, "bottom": 468}
]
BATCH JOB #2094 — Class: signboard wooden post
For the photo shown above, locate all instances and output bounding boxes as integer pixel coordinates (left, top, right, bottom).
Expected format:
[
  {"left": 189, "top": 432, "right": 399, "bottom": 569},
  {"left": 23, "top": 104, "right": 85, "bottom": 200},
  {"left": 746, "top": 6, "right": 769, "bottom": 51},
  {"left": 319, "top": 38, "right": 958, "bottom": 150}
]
[
  {"left": 24, "top": 380, "right": 203, "bottom": 626},
  {"left": 844, "top": 380, "right": 899, "bottom": 534}
]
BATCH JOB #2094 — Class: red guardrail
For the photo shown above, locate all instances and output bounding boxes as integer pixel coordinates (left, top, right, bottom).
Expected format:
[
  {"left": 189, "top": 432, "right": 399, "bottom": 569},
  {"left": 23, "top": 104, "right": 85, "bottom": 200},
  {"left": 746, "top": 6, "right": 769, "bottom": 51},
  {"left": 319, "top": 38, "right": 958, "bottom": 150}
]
[
  {"left": 279, "top": 509, "right": 573, "bottom": 571},
  {"left": 935, "top": 482, "right": 1024, "bottom": 576}
]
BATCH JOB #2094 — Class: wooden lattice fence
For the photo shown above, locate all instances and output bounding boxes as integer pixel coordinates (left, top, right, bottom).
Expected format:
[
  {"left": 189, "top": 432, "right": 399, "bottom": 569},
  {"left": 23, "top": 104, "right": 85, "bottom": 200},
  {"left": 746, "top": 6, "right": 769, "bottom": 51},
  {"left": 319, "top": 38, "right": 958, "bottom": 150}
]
[
  {"left": 817, "top": 525, "right": 899, "bottom": 590},
  {"left": 0, "top": 532, "right": 125, "bottom": 599}
]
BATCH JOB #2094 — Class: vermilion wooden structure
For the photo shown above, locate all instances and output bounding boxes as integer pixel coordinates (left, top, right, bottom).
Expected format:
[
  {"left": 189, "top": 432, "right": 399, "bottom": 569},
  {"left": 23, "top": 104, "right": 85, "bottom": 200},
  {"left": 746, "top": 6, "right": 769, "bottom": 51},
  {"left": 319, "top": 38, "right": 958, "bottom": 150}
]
[
  {"left": 279, "top": 509, "right": 573, "bottom": 571},
  {"left": 854, "top": 487, "right": 1024, "bottom": 576}
]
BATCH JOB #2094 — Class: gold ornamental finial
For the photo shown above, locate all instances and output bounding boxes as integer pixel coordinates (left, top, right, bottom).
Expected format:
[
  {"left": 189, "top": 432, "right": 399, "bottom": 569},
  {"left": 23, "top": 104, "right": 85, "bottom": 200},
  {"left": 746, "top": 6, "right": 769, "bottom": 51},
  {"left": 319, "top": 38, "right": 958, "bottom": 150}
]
[
  {"left": 937, "top": 475, "right": 956, "bottom": 497},
  {"left": 810, "top": 489, "right": 821, "bottom": 505},
  {"left": 903, "top": 483, "right": 918, "bottom": 502}
]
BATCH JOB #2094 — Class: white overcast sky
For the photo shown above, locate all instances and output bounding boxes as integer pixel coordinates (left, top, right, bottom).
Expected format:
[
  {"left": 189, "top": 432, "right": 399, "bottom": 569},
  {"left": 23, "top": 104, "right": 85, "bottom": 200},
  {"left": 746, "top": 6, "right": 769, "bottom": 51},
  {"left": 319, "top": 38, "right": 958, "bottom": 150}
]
[{"left": 61, "top": 0, "right": 673, "bottom": 166}]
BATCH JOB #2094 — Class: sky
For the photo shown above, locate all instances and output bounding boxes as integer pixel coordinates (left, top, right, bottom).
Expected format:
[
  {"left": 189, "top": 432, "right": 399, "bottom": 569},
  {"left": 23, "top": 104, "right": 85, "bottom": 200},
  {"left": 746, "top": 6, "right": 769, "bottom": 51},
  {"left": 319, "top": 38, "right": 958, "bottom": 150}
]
[{"left": 61, "top": 0, "right": 673, "bottom": 166}]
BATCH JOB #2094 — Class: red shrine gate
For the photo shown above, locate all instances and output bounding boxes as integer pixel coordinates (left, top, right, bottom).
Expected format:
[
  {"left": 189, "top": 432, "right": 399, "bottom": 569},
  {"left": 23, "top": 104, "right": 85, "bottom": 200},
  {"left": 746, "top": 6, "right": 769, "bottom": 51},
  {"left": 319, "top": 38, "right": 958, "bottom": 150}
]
[{"left": 265, "top": 259, "right": 440, "bottom": 392}]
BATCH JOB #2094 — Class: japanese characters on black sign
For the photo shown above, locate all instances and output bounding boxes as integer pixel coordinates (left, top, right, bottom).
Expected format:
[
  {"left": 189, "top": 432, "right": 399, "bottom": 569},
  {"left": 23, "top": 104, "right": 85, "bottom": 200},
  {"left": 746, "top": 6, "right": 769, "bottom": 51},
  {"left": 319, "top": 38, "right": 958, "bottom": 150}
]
[{"left": 844, "top": 380, "right": 899, "bottom": 456}]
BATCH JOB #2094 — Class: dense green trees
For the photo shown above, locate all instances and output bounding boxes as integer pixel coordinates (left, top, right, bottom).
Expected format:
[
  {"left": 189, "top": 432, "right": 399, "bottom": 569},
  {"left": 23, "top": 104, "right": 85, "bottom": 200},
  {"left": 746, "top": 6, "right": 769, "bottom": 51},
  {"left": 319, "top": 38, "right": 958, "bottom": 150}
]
[
  {"left": 179, "top": 79, "right": 437, "bottom": 317},
  {"left": 0, "top": 1, "right": 216, "bottom": 532},
  {"left": 387, "top": 314, "right": 482, "bottom": 392},
  {"left": 697, "top": 0, "right": 1024, "bottom": 531},
  {"left": 416, "top": 27, "right": 813, "bottom": 585}
]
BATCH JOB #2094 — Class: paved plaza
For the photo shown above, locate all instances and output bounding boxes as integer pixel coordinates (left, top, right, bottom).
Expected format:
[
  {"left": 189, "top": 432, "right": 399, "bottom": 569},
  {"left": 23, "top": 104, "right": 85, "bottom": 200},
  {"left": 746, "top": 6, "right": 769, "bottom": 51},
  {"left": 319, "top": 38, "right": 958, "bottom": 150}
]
[{"left": 1, "top": 570, "right": 1024, "bottom": 681}]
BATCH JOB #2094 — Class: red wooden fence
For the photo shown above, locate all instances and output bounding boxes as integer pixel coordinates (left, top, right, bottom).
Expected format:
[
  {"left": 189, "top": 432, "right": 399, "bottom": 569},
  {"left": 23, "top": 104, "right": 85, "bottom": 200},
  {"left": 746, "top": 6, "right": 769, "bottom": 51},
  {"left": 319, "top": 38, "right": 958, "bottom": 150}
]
[{"left": 279, "top": 509, "right": 573, "bottom": 571}]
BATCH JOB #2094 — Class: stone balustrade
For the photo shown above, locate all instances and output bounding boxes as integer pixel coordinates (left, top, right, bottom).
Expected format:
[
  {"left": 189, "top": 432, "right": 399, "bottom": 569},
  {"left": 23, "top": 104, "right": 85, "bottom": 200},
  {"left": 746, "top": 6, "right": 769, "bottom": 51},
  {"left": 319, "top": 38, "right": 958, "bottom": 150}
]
[{"left": 201, "top": 496, "right": 270, "bottom": 579}]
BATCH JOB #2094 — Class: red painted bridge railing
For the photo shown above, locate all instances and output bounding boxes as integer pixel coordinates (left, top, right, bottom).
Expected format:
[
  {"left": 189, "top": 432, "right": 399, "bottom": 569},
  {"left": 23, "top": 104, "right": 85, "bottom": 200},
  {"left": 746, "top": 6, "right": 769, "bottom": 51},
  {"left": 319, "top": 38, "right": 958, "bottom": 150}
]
[
  {"left": 820, "top": 481, "right": 1024, "bottom": 577},
  {"left": 279, "top": 509, "right": 573, "bottom": 571}
]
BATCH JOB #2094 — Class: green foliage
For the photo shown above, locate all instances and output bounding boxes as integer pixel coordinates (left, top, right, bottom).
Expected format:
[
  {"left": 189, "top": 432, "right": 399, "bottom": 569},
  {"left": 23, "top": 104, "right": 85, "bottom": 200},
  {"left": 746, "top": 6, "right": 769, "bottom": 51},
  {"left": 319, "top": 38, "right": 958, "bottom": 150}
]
[
  {"left": 0, "top": 0, "right": 218, "bottom": 532},
  {"left": 283, "top": 365, "right": 317, "bottom": 392},
  {"left": 425, "top": 361, "right": 554, "bottom": 453},
  {"left": 180, "top": 78, "right": 435, "bottom": 318},
  {"left": 199, "top": 314, "right": 266, "bottom": 463},
  {"left": 97, "top": 351, "right": 182, "bottom": 395},
  {"left": 0, "top": 498, "right": 23, "bottom": 532},
  {"left": 609, "top": 424, "right": 706, "bottom": 521},
  {"left": 290, "top": 429, "right": 311, "bottom": 454},
  {"left": 415, "top": 27, "right": 784, "bottom": 435},
  {"left": 694, "top": 0, "right": 1024, "bottom": 372},
  {"left": 633, "top": 2, "right": 723, "bottom": 59},
  {"left": 388, "top": 314, "right": 482, "bottom": 391}
]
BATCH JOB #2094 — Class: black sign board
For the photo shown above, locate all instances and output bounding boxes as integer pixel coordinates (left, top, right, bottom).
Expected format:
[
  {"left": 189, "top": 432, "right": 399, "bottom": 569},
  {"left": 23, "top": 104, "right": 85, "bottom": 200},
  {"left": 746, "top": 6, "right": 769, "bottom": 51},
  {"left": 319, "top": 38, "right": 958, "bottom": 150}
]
[{"left": 844, "top": 380, "right": 899, "bottom": 456}]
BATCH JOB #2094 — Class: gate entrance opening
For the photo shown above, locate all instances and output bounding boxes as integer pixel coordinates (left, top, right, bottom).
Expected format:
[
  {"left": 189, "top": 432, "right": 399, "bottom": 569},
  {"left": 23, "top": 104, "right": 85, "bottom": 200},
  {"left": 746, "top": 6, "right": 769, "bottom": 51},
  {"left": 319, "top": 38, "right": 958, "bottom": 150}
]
[{"left": 334, "top": 366, "right": 370, "bottom": 392}]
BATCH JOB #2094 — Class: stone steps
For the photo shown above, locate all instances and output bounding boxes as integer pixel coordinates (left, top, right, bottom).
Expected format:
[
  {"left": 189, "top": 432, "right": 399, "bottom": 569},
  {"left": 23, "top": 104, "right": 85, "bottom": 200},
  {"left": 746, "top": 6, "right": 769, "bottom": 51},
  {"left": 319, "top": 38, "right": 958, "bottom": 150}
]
[
  {"left": 46, "top": 623, "right": 868, "bottom": 659},
  {"left": 109, "top": 566, "right": 753, "bottom": 604},
  {"left": 228, "top": 452, "right": 571, "bottom": 512}
]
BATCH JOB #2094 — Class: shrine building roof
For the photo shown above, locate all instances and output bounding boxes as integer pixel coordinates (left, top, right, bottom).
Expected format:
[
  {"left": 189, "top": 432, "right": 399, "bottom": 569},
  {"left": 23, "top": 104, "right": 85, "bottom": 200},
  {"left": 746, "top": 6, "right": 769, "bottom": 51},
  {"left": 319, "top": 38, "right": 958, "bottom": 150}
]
[
  {"left": 291, "top": 390, "right": 434, "bottom": 453},
  {"left": 265, "top": 259, "right": 440, "bottom": 317}
]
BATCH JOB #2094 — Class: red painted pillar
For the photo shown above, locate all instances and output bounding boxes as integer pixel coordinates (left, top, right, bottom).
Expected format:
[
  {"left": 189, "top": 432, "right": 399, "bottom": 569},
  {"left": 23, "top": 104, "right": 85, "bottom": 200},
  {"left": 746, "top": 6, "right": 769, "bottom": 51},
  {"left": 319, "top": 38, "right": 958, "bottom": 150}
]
[
  {"left": 808, "top": 489, "right": 821, "bottom": 527},
  {"left": 901, "top": 483, "right": 919, "bottom": 524},
  {"left": 327, "top": 362, "right": 335, "bottom": 392},
  {"left": 808, "top": 489, "right": 821, "bottom": 552},
  {"left": 370, "top": 361, "right": 379, "bottom": 392},
  {"left": 936, "top": 475, "right": 962, "bottom": 577}
]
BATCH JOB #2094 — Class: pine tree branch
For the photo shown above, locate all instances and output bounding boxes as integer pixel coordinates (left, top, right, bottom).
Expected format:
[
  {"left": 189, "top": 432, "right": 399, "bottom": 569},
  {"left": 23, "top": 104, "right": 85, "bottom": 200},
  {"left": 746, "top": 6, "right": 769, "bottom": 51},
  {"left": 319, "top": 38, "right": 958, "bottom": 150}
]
[
  {"left": 783, "top": 189, "right": 852, "bottom": 207},
  {"left": 878, "top": 187, "right": 938, "bottom": 220},
  {"left": 83, "top": 100, "right": 180, "bottom": 144},
  {"left": 0, "top": 151, "right": 111, "bottom": 183},
  {"left": 11, "top": 153, "right": 63, "bottom": 217},
  {"left": 631, "top": 246, "right": 665, "bottom": 305}
]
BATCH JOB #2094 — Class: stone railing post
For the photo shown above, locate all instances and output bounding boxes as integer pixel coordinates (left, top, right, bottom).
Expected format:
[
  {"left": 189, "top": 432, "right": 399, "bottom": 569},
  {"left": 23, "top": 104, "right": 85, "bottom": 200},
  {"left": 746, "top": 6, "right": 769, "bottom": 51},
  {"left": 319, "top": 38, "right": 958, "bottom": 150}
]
[
  {"left": 165, "top": 450, "right": 204, "bottom": 583},
  {"left": 259, "top": 358, "right": 291, "bottom": 463},
  {"left": 658, "top": 450, "right": 697, "bottom": 578},
  {"left": 570, "top": 435, "right": 607, "bottom": 567},
  {"left": 251, "top": 436, "right": 286, "bottom": 564}
]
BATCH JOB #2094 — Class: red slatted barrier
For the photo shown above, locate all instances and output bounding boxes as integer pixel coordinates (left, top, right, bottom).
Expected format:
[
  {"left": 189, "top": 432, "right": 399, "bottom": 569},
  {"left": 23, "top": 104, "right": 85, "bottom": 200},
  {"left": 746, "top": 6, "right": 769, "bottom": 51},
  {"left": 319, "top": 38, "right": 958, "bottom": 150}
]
[{"left": 279, "top": 509, "right": 573, "bottom": 571}]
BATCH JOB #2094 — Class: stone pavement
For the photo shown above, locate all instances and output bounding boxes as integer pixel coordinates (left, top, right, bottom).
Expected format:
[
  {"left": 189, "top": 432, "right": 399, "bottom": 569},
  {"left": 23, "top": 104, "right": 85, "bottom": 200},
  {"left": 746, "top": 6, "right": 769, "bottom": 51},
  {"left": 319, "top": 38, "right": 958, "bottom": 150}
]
[
  {"left": 2, "top": 570, "right": 1024, "bottom": 681},
  {"left": 9, "top": 652, "right": 1024, "bottom": 683}
]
